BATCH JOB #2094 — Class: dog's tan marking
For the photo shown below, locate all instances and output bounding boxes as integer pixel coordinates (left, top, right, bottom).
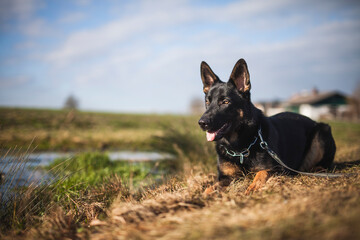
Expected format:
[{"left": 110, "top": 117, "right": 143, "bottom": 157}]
[
  {"left": 245, "top": 170, "right": 269, "bottom": 195},
  {"left": 203, "top": 87, "right": 210, "bottom": 93},
  {"left": 238, "top": 109, "right": 244, "bottom": 118},
  {"left": 300, "top": 133, "right": 324, "bottom": 171},
  {"left": 243, "top": 85, "right": 251, "bottom": 92},
  {"left": 219, "top": 162, "right": 241, "bottom": 177}
]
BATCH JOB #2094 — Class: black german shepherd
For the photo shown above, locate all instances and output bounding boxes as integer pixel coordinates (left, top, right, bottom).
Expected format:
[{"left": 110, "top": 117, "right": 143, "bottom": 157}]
[{"left": 198, "top": 59, "right": 336, "bottom": 195}]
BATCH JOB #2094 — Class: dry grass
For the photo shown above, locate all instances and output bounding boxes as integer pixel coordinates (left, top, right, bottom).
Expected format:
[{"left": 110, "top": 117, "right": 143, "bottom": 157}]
[{"left": 85, "top": 160, "right": 360, "bottom": 240}]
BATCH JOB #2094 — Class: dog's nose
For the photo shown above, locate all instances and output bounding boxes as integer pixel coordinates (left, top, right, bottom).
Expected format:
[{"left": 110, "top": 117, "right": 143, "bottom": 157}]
[{"left": 198, "top": 119, "right": 209, "bottom": 130}]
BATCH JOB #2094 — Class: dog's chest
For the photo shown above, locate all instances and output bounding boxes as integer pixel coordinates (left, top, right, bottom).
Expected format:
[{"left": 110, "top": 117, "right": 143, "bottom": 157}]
[{"left": 217, "top": 150, "right": 272, "bottom": 174}]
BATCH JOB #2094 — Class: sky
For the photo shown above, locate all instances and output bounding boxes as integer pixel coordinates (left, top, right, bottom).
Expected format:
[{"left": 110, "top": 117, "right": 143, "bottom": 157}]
[{"left": 0, "top": 0, "right": 359, "bottom": 114}]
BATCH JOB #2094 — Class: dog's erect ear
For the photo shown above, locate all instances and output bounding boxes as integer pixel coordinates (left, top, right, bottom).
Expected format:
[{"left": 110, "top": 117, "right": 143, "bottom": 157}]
[
  {"left": 201, "top": 61, "right": 219, "bottom": 94},
  {"left": 229, "top": 59, "right": 251, "bottom": 93}
]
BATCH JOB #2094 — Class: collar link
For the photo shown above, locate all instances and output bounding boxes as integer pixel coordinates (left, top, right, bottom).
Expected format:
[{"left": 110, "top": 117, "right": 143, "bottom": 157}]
[{"left": 221, "top": 128, "right": 260, "bottom": 164}]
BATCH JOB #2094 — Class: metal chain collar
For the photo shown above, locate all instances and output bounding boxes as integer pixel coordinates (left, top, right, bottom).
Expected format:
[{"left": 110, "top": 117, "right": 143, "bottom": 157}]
[{"left": 222, "top": 132, "right": 259, "bottom": 164}]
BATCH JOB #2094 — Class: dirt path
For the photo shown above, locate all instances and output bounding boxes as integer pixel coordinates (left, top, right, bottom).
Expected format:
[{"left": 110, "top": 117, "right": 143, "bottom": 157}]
[{"left": 90, "top": 165, "right": 360, "bottom": 240}]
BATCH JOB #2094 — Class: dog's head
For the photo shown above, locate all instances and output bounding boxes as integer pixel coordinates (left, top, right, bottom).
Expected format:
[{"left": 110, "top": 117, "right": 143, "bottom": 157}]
[{"left": 198, "top": 59, "right": 252, "bottom": 141}]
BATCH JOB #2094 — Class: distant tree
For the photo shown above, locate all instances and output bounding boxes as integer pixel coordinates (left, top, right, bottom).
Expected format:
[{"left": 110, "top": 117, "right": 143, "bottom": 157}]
[{"left": 64, "top": 95, "right": 79, "bottom": 110}]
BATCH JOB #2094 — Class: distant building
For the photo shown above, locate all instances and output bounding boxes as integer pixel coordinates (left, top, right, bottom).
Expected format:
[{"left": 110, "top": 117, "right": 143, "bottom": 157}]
[
  {"left": 285, "top": 90, "right": 348, "bottom": 120},
  {"left": 256, "top": 89, "right": 349, "bottom": 120},
  {"left": 255, "top": 100, "right": 283, "bottom": 117}
]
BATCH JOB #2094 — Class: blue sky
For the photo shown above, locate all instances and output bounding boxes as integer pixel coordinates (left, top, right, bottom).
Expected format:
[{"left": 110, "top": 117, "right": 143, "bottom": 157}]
[{"left": 0, "top": 0, "right": 359, "bottom": 113}]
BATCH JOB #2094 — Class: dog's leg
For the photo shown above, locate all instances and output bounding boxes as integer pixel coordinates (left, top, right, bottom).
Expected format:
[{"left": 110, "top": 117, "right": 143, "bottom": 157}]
[
  {"left": 245, "top": 170, "right": 270, "bottom": 195},
  {"left": 300, "top": 123, "right": 335, "bottom": 171},
  {"left": 204, "top": 161, "right": 242, "bottom": 196}
]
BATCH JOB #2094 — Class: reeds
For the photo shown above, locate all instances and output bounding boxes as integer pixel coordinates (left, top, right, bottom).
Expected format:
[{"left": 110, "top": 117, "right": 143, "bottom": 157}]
[
  {"left": 0, "top": 146, "right": 166, "bottom": 236},
  {"left": 0, "top": 142, "right": 45, "bottom": 231}
]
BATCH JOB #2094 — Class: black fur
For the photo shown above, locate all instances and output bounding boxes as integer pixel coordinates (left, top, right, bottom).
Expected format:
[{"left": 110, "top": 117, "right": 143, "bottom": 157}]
[{"left": 198, "top": 59, "right": 336, "bottom": 185}]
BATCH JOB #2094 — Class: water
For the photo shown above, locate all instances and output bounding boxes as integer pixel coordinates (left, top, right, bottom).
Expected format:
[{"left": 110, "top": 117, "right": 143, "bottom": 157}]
[
  {"left": 108, "top": 151, "right": 173, "bottom": 162},
  {"left": 0, "top": 151, "right": 174, "bottom": 196}
]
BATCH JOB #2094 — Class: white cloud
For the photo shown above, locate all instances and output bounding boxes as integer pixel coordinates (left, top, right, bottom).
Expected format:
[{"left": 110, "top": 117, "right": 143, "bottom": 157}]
[
  {"left": 44, "top": 2, "right": 198, "bottom": 66},
  {"left": 0, "top": 76, "right": 31, "bottom": 88},
  {"left": 58, "top": 12, "right": 87, "bottom": 24},
  {"left": 0, "top": 0, "right": 44, "bottom": 22},
  {"left": 19, "top": 18, "right": 56, "bottom": 37},
  {"left": 0, "top": 0, "right": 55, "bottom": 38},
  {"left": 45, "top": 19, "right": 136, "bottom": 65},
  {"left": 73, "top": 46, "right": 151, "bottom": 85},
  {"left": 15, "top": 41, "right": 37, "bottom": 50},
  {"left": 74, "top": 0, "right": 92, "bottom": 7},
  {"left": 42, "top": 0, "right": 335, "bottom": 66}
]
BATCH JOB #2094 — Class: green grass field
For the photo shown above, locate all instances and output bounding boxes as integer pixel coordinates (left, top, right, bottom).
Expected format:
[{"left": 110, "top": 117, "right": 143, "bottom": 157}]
[
  {"left": 0, "top": 107, "right": 359, "bottom": 240},
  {"left": 0, "top": 107, "right": 196, "bottom": 152}
]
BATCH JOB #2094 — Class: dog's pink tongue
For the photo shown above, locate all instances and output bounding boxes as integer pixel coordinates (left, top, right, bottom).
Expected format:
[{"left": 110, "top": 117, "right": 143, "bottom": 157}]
[{"left": 206, "top": 131, "right": 216, "bottom": 142}]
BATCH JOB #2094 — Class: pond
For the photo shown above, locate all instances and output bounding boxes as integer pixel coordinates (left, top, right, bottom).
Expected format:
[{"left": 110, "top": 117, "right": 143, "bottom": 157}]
[{"left": 0, "top": 151, "right": 174, "bottom": 196}]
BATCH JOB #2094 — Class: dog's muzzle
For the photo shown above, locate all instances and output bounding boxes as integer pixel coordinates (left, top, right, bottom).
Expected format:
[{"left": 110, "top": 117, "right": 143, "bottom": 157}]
[{"left": 198, "top": 118, "right": 210, "bottom": 131}]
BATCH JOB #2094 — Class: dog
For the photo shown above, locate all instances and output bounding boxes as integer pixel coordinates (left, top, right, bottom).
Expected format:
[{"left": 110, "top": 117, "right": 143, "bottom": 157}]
[{"left": 198, "top": 59, "right": 336, "bottom": 195}]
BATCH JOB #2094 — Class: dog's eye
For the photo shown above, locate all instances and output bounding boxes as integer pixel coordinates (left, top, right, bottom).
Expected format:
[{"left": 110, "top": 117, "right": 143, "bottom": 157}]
[{"left": 222, "top": 99, "right": 230, "bottom": 105}]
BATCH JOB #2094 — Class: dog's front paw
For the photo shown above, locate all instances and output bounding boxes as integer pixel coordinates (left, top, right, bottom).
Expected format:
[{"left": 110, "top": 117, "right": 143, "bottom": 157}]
[
  {"left": 244, "top": 170, "right": 270, "bottom": 195},
  {"left": 245, "top": 181, "right": 262, "bottom": 195}
]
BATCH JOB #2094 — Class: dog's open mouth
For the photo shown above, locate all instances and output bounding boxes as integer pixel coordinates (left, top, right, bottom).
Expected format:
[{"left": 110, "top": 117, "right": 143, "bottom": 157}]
[{"left": 206, "top": 123, "right": 231, "bottom": 142}]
